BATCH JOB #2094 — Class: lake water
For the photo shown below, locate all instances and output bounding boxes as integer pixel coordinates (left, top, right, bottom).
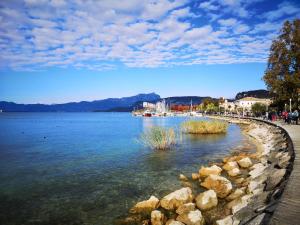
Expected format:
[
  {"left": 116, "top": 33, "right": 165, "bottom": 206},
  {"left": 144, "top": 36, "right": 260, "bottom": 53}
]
[{"left": 0, "top": 113, "right": 254, "bottom": 225}]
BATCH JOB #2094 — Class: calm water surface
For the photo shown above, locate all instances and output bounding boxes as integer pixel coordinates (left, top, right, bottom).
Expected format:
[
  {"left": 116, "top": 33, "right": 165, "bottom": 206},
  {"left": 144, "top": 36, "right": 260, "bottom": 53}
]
[{"left": 0, "top": 113, "right": 253, "bottom": 225}]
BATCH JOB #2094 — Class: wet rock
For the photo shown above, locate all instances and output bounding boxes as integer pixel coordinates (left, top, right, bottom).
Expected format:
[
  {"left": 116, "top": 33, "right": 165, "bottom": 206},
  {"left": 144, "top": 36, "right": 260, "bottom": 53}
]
[
  {"left": 247, "top": 213, "right": 266, "bottom": 225},
  {"left": 176, "top": 203, "right": 196, "bottom": 215},
  {"left": 195, "top": 190, "right": 218, "bottom": 210},
  {"left": 130, "top": 195, "right": 159, "bottom": 213},
  {"left": 228, "top": 168, "right": 241, "bottom": 177},
  {"left": 237, "top": 157, "right": 252, "bottom": 168},
  {"left": 177, "top": 209, "right": 205, "bottom": 225},
  {"left": 192, "top": 173, "right": 200, "bottom": 180},
  {"left": 181, "top": 181, "right": 193, "bottom": 188},
  {"left": 265, "top": 169, "right": 286, "bottom": 191},
  {"left": 166, "top": 219, "right": 185, "bottom": 225},
  {"left": 160, "top": 187, "right": 193, "bottom": 210},
  {"left": 151, "top": 210, "right": 165, "bottom": 225},
  {"left": 223, "top": 161, "right": 239, "bottom": 171},
  {"left": 201, "top": 175, "right": 232, "bottom": 198},
  {"left": 226, "top": 187, "right": 246, "bottom": 201},
  {"left": 199, "top": 165, "right": 222, "bottom": 177},
  {"left": 216, "top": 215, "right": 233, "bottom": 225},
  {"left": 179, "top": 174, "right": 189, "bottom": 181}
]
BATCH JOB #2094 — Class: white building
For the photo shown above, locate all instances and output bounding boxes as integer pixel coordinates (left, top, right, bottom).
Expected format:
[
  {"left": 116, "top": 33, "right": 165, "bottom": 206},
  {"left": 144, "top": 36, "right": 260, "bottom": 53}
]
[
  {"left": 143, "top": 102, "right": 156, "bottom": 109},
  {"left": 235, "top": 97, "right": 272, "bottom": 111}
]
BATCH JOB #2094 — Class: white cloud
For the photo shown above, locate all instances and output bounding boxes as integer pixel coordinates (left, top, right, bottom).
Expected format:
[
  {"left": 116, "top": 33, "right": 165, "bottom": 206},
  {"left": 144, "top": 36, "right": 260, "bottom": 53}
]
[
  {"left": 218, "top": 18, "right": 237, "bottom": 26},
  {"left": 263, "top": 2, "right": 300, "bottom": 21}
]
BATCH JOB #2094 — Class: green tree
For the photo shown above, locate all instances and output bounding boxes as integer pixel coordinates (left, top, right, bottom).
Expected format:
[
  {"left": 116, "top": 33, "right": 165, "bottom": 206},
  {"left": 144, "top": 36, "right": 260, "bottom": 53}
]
[
  {"left": 251, "top": 103, "right": 267, "bottom": 117},
  {"left": 263, "top": 19, "right": 300, "bottom": 110}
]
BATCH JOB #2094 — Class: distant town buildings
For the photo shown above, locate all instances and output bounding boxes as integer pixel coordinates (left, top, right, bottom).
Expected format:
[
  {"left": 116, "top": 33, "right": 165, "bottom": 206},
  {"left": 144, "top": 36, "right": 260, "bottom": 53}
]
[{"left": 235, "top": 97, "right": 272, "bottom": 110}]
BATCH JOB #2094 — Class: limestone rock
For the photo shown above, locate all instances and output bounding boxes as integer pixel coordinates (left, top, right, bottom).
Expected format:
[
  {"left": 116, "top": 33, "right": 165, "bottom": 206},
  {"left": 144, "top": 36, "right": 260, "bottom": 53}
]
[
  {"left": 216, "top": 215, "right": 233, "bottom": 225},
  {"left": 195, "top": 190, "right": 218, "bottom": 210},
  {"left": 180, "top": 174, "right": 189, "bottom": 181},
  {"left": 227, "top": 168, "right": 241, "bottom": 177},
  {"left": 278, "top": 153, "right": 291, "bottom": 168},
  {"left": 201, "top": 175, "right": 232, "bottom": 198},
  {"left": 166, "top": 219, "right": 185, "bottom": 225},
  {"left": 266, "top": 169, "right": 286, "bottom": 191},
  {"left": 237, "top": 157, "right": 252, "bottom": 168},
  {"left": 130, "top": 195, "right": 159, "bottom": 213},
  {"left": 234, "top": 177, "right": 244, "bottom": 184},
  {"left": 227, "top": 194, "right": 252, "bottom": 214},
  {"left": 177, "top": 209, "right": 204, "bottom": 225},
  {"left": 160, "top": 187, "right": 193, "bottom": 210},
  {"left": 223, "top": 161, "right": 239, "bottom": 171},
  {"left": 192, "top": 173, "right": 200, "bottom": 180},
  {"left": 176, "top": 203, "right": 196, "bottom": 215},
  {"left": 151, "top": 210, "right": 165, "bottom": 225},
  {"left": 199, "top": 165, "right": 222, "bottom": 177},
  {"left": 226, "top": 187, "right": 246, "bottom": 201},
  {"left": 249, "top": 163, "right": 267, "bottom": 179}
]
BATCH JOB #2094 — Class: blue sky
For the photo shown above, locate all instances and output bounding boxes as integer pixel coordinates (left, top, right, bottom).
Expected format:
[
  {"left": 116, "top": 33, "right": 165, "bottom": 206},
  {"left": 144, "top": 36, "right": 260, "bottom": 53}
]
[{"left": 0, "top": 0, "right": 299, "bottom": 103}]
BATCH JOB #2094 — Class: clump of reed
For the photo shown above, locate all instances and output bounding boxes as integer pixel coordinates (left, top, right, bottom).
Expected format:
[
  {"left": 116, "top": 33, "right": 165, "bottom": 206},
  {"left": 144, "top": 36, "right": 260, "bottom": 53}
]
[
  {"left": 181, "top": 120, "right": 228, "bottom": 134},
  {"left": 140, "top": 126, "right": 178, "bottom": 150}
]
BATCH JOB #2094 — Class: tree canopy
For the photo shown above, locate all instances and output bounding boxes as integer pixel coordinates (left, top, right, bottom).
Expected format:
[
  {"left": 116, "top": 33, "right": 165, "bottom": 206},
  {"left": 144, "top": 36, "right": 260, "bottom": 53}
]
[{"left": 263, "top": 19, "right": 300, "bottom": 110}]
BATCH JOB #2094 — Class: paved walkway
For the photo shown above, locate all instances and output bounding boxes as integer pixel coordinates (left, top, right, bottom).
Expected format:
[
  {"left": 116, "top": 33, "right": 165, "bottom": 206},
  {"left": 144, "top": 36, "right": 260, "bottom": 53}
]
[{"left": 269, "top": 122, "right": 300, "bottom": 225}]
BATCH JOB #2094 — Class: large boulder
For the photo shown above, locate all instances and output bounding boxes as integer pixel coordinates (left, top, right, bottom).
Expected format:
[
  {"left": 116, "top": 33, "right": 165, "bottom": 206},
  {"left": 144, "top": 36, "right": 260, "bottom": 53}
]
[
  {"left": 176, "top": 203, "right": 196, "bottom": 215},
  {"left": 195, "top": 190, "right": 218, "bottom": 210},
  {"left": 160, "top": 187, "right": 193, "bottom": 210},
  {"left": 151, "top": 210, "right": 165, "bottom": 225},
  {"left": 237, "top": 157, "right": 252, "bottom": 168},
  {"left": 130, "top": 195, "right": 159, "bottom": 213},
  {"left": 177, "top": 209, "right": 205, "bottom": 225},
  {"left": 201, "top": 175, "right": 233, "bottom": 198},
  {"left": 216, "top": 215, "right": 233, "bottom": 225},
  {"left": 266, "top": 169, "right": 286, "bottom": 191},
  {"left": 223, "top": 161, "right": 239, "bottom": 171},
  {"left": 199, "top": 165, "right": 222, "bottom": 177},
  {"left": 249, "top": 163, "right": 267, "bottom": 179},
  {"left": 227, "top": 194, "right": 252, "bottom": 214}
]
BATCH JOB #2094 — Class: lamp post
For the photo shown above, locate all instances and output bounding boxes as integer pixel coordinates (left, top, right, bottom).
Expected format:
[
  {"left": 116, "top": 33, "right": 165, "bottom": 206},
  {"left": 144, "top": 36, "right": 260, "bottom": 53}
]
[{"left": 290, "top": 98, "right": 292, "bottom": 112}]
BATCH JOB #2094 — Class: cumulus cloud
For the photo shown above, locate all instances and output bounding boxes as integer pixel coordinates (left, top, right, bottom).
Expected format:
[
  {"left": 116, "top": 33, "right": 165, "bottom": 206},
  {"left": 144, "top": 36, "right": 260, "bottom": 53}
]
[{"left": 0, "top": 0, "right": 298, "bottom": 71}]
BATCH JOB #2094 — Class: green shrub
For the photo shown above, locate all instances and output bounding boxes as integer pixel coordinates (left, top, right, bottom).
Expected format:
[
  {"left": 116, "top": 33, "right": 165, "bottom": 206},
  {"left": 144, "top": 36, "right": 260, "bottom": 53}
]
[
  {"left": 140, "top": 126, "right": 177, "bottom": 150},
  {"left": 181, "top": 120, "right": 228, "bottom": 134}
]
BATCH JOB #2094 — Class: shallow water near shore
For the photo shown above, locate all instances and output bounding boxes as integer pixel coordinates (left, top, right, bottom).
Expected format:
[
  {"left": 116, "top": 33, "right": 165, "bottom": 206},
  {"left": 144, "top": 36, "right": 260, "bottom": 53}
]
[{"left": 0, "top": 113, "right": 256, "bottom": 225}]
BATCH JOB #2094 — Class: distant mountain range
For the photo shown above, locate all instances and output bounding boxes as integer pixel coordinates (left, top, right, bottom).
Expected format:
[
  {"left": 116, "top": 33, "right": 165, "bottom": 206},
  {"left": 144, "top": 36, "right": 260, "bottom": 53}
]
[
  {"left": 235, "top": 89, "right": 270, "bottom": 100},
  {"left": 0, "top": 90, "right": 270, "bottom": 112}
]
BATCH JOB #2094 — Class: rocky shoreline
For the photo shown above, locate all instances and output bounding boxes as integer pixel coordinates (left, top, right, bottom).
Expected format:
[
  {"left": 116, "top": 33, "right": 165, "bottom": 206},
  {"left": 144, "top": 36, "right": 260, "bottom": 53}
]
[{"left": 117, "top": 119, "right": 294, "bottom": 225}]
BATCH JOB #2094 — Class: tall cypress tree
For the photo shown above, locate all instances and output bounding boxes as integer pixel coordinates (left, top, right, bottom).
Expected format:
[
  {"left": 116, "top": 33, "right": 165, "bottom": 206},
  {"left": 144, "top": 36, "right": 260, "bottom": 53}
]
[{"left": 263, "top": 19, "right": 300, "bottom": 110}]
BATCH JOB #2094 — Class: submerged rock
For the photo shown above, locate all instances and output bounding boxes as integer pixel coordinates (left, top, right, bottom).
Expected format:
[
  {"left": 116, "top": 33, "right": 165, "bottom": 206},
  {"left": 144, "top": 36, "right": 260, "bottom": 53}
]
[
  {"left": 237, "top": 157, "right": 252, "bottom": 168},
  {"left": 201, "top": 175, "right": 232, "bottom": 198},
  {"left": 160, "top": 187, "right": 193, "bottom": 210},
  {"left": 130, "top": 195, "right": 159, "bottom": 213},
  {"left": 199, "top": 165, "right": 222, "bottom": 177},
  {"left": 223, "top": 161, "right": 239, "bottom": 171},
  {"left": 176, "top": 203, "right": 196, "bottom": 215},
  {"left": 177, "top": 209, "right": 205, "bottom": 225},
  {"left": 151, "top": 210, "right": 165, "bottom": 225},
  {"left": 195, "top": 190, "right": 218, "bottom": 210},
  {"left": 192, "top": 173, "right": 200, "bottom": 180},
  {"left": 179, "top": 174, "right": 189, "bottom": 181}
]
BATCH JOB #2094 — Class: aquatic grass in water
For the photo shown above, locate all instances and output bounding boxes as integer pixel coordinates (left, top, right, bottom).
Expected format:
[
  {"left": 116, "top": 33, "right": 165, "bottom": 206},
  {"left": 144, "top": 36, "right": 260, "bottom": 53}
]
[
  {"left": 181, "top": 120, "right": 228, "bottom": 134},
  {"left": 140, "top": 126, "right": 179, "bottom": 150}
]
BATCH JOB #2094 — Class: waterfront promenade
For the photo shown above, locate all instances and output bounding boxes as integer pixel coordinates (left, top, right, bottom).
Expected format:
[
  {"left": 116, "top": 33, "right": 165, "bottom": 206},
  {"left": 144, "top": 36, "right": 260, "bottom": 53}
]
[{"left": 270, "top": 122, "right": 300, "bottom": 225}]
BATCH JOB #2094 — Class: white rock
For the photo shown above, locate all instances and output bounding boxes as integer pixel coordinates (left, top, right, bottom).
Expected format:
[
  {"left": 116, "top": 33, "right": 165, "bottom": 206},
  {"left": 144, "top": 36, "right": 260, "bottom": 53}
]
[
  {"left": 237, "top": 157, "right": 252, "bottom": 168},
  {"left": 177, "top": 209, "right": 205, "bottom": 225},
  {"left": 160, "top": 187, "right": 193, "bottom": 210},
  {"left": 228, "top": 168, "right": 241, "bottom": 177},
  {"left": 151, "top": 210, "right": 165, "bottom": 225},
  {"left": 223, "top": 161, "right": 239, "bottom": 171},
  {"left": 176, "top": 203, "right": 196, "bottom": 215},
  {"left": 249, "top": 163, "right": 267, "bottom": 179},
  {"left": 231, "top": 195, "right": 252, "bottom": 214},
  {"left": 216, "top": 215, "right": 233, "bottom": 225},
  {"left": 199, "top": 165, "right": 222, "bottom": 177},
  {"left": 130, "top": 195, "right": 159, "bottom": 213},
  {"left": 201, "top": 175, "right": 233, "bottom": 198},
  {"left": 195, "top": 190, "right": 218, "bottom": 210}
]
